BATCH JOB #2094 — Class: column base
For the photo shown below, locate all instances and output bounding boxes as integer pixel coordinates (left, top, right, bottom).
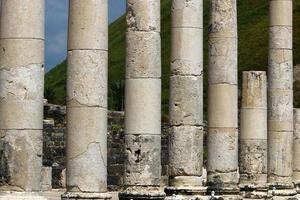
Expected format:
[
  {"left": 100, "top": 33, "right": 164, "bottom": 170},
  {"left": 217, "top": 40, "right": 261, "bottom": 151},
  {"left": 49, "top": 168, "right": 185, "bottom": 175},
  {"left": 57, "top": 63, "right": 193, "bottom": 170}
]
[
  {"left": 119, "top": 186, "right": 165, "bottom": 200},
  {"left": 0, "top": 192, "right": 47, "bottom": 200},
  {"left": 165, "top": 194, "right": 242, "bottom": 200},
  {"left": 61, "top": 192, "right": 112, "bottom": 200},
  {"left": 268, "top": 188, "right": 298, "bottom": 200}
]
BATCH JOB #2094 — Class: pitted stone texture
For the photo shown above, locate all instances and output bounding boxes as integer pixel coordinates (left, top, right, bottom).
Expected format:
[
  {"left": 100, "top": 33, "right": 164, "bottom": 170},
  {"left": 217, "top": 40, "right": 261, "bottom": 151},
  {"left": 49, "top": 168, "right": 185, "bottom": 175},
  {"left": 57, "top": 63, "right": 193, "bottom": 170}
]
[
  {"left": 207, "top": 128, "right": 238, "bottom": 187},
  {"left": 268, "top": 89, "right": 293, "bottom": 132},
  {"left": 239, "top": 140, "right": 267, "bottom": 185},
  {"left": 270, "top": 0, "right": 293, "bottom": 27},
  {"left": 209, "top": 0, "right": 237, "bottom": 37},
  {"left": 0, "top": 65, "right": 44, "bottom": 101},
  {"left": 61, "top": 192, "right": 112, "bottom": 200},
  {"left": 0, "top": 100, "right": 43, "bottom": 130},
  {"left": 124, "top": 134, "right": 161, "bottom": 186},
  {"left": 242, "top": 71, "right": 267, "bottom": 108},
  {"left": 125, "top": 79, "right": 161, "bottom": 135},
  {"left": 168, "top": 176, "right": 203, "bottom": 188},
  {"left": 127, "top": 0, "right": 160, "bottom": 32},
  {"left": 268, "top": 131, "right": 293, "bottom": 183},
  {"left": 126, "top": 32, "right": 161, "bottom": 78},
  {"left": 169, "top": 76, "right": 203, "bottom": 126},
  {"left": 0, "top": 39, "right": 44, "bottom": 67},
  {"left": 66, "top": 106, "right": 107, "bottom": 193},
  {"left": 240, "top": 109, "right": 267, "bottom": 140},
  {"left": 169, "top": 126, "right": 203, "bottom": 177},
  {"left": 68, "top": 0, "right": 108, "bottom": 50},
  {"left": 119, "top": 186, "right": 165, "bottom": 200},
  {"left": 269, "top": 26, "right": 293, "bottom": 50},
  {"left": 294, "top": 109, "right": 300, "bottom": 139},
  {"left": 67, "top": 50, "right": 107, "bottom": 107},
  {"left": 294, "top": 109, "right": 300, "bottom": 184},
  {"left": 0, "top": 192, "right": 47, "bottom": 200},
  {"left": 0, "top": 130, "right": 42, "bottom": 191},
  {"left": 208, "top": 84, "right": 238, "bottom": 128},
  {"left": 171, "top": 28, "right": 203, "bottom": 74},
  {"left": 171, "top": 0, "right": 203, "bottom": 28},
  {"left": 171, "top": 59, "right": 203, "bottom": 76},
  {"left": 208, "top": 37, "right": 237, "bottom": 85},
  {"left": 0, "top": 0, "right": 44, "bottom": 39},
  {"left": 41, "top": 167, "right": 52, "bottom": 191},
  {"left": 268, "top": 49, "right": 293, "bottom": 90}
]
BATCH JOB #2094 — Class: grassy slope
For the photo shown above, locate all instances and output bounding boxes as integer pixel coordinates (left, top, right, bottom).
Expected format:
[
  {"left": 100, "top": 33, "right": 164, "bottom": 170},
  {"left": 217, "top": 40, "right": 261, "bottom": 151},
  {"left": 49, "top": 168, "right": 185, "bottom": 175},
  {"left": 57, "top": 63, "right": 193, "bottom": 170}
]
[{"left": 45, "top": 0, "right": 300, "bottom": 112}]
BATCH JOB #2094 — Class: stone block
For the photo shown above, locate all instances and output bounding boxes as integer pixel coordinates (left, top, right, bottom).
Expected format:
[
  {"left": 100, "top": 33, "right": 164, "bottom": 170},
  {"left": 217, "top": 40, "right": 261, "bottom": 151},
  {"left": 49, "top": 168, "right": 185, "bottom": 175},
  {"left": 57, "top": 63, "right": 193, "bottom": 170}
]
[
  {"left": 294, "top": 109, "right": 300, "bottom": 139},
  {"left": 67, "top": 50, "right": 107, "bottom": 108},
  {"left": 124, "top": 134, "right": 161, "bottom": 186},
  {"left": 0, "top": 130, "right": 43, "bottom": 191},
  {"left": 68, "top": 0, "right": 108, "bottom": 50},
  {"left": 269, "top": 26, "right": 293, "bottom": 50},
  {"left": 127, "top": 0, "right": 160, "bottom": 32},
  {"left": 171, "top": 0, "right": 203, "bottom": 28},
  {"left": 0, "top": 0, "right": 44, "bottom": 39},
  {"left": 168, "top": 126, "right": 203, "bottom": 177},
  {"left": 41, "top": 167, "right": 52, "bottom": 191},
  {"left": 171, "top": 27, "right": 203, "bottom": 69},
  {"left": 0, "top": 39, "right": 44, "bottom": 68},
  {"left": 126, "top": 31, "right": 161, "bottom": 78},
  {"left": 208, "top": 84, "right": 238, "bottom": 128},
  {"left": 169, "top": 75, "right": 203, "bottom": 126},
  {"left": 125, "top": 79, "right": 161, "bottom": 135},
  {"left": 208, "top": 37, "right": 237, "bottom": 85},
  {"left": 270, "top": 0, "right": 293, "bottom": 26},
  {"left": 268, "top": 49, "right": 293, "bottom": 90}
]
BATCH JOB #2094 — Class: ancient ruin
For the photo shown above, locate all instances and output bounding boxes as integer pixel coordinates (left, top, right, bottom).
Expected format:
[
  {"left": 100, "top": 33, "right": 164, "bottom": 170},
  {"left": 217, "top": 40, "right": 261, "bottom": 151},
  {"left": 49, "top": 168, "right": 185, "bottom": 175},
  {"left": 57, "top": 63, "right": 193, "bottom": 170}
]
[{"left": 0, "top": 0, "right": 300, "bottom": 199}]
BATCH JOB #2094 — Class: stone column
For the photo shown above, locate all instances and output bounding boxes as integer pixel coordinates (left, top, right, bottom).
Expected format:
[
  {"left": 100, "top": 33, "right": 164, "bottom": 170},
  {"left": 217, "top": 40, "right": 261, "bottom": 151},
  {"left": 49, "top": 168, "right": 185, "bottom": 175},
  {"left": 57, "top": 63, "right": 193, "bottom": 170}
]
[
  {"left": 61, "top": 1, "right": 111, "bottom": 199},
  {"left": 0, "top": 0, "right": 46, "bottom": 199},
  {"left": 166, "top": 0, "right": 204, "bottom": 196},
  {"left": 207, "top": 0, "right": 239, "bottom": 194},
  {"left": 294, "top": 109, "right": 300, "bottom": 189},
  {"left": 119, "top": 0, "right": 165, "bottom": 199},
  {"left": 268, "top": 0, "right": 294, "bottom": 190},
  {"left": 239, "top": 72, "right": 268, "bottom": 194}
]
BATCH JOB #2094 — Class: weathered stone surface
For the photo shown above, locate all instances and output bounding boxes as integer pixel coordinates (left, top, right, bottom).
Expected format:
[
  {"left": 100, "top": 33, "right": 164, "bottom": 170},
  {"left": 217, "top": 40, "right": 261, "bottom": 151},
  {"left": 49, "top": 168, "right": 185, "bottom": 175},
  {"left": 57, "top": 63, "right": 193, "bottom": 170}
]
[
  {"left": 269, "top": 26, "right": 293, "bottom": 50},
  {"left": 207, "top": 128, "right": 238, "bottom": 173},
  {"left": 67, "top": 50, "right": 107, "bottom": 108},
  {"left": 269, "top": 0, "right": 293, "bottom": 27},
  {"left": 168, "top": 126, "right": 203, "bottom": 177},
  {"left": 208, "top": 37, "right": 238, "bottom": 85},
  {"left": 208, "top": 84, "right": 238, "bottom": 128},
  {"left": 125, "top": 79, "right": 161, "bottom": 135},
  {"left": 268, "top": 89, "right": 293, "bottom": 132},
  {"left": 239, "top": 140, "right": 267, "bottom": 185},
  {"left": 126, "top": 31, "right": 161, "bottom": 78},
  {"left": 168, "top": 176, "right": 203, "bottom": 188},
  {"left": 68, "top": 0, "right": 107, "bottom": 50},
  {"left": 293, "top": 109, "right": 300, "bottom": 184},
  {"left": 268, "top": 49, "right": 293, "bottom": 90},
  {"left": 242, "top": 71, "right": 267, "bottom": 108},
  {"left": 0, "top": 192, "right": 47, "bottom": 200},
  {"left": 171, "top": 0, "right": 203, "bottom": 28},
  {"left": 124, "top": 134, "right": 161, "bottom": 186},
  {"left": 0, "top": 39, "right": 44, "bottom": 67},
  {"left": 268, "top": 131, "right": 293, "bottom": 182},
  {"left": 127, "top": 0, "right": 160, "bottom": 32},
  {"left": 41, "top": 167, "right": 52, "bottom": 191},
  {"left": 171, "top": 59, "right": 202, "bottom": 76},
  {"left": 61, "top": 192, "right": 112, "bottom": 200},
  {"left": 169, "top": 75, "right": 203, "bottom": 126},
  {"left": 0, "top": 130, "right": 42, "bottom": 191},
  {"left": 171, "top": 28, "right": 203, "bottom": 68},
  {"left": 294, "top": 109, "right": 300, "bottom": 139},
  {"left": 0, "top": 0, "right": 44, "bottom": 39}
]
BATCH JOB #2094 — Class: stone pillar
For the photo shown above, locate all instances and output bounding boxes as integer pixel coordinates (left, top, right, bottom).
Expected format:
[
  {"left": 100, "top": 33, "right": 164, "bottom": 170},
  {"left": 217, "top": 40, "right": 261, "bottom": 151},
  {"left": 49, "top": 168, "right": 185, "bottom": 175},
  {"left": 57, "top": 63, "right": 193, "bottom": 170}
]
[
  {"left": 207, "top": 0, "right": 239, "bottom": 194},
  {"left": 0, "top": 0, "right": 46, "bottom": 199},
  {"left": 61, "top": 1, "right": 111, "bottom": 199},
  {"left": 119, "top": 0, "right": 165, "bottom": 199},
  {"left": 268, "top": 0, "right": 294, "bottom": 190},
  {"left": 293, "top": 109, "right": 300, "bottom": 190},
  {"left": 166, "top": 0, "right": 204, "bottom": 197},
  {"left": 239, "top": 72, "right": 268, "bottom": 198}
]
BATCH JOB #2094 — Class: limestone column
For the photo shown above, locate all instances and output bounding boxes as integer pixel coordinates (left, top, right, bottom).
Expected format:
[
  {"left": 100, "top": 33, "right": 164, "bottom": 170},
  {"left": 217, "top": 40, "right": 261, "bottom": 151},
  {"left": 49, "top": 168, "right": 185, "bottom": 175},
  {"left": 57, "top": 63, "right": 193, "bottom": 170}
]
[
  {"left": 239, "top": 71, "right": 267, "bottom": 190},
  {"left": 119, "top": 0, "right": 165, "bottom": 199},
  {"left": 166, "top": 0, "right": 204, "bottom": 196},
  {"left": 207, "top": 0, "right": 239, "bottom": 193},
  {"left": 61, "top": 1, "right": 111, "bottom": 199},
  {"left": 293, "top": 109, "right": 300, "bottom": 189},
  {"left": 268, "top": 0, "right": 294, "bottom": 189},
  {"left": 0, "top": 0, "right": 45, "bottom": 199}
]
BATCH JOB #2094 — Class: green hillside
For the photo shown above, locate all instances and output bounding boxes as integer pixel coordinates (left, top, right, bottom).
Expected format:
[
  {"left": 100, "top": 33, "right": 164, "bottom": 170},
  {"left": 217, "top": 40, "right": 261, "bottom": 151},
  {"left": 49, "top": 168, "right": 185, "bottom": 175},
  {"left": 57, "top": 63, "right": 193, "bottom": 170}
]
[{"left": 45, "top": 0, "right": 300, "bottom": 115}]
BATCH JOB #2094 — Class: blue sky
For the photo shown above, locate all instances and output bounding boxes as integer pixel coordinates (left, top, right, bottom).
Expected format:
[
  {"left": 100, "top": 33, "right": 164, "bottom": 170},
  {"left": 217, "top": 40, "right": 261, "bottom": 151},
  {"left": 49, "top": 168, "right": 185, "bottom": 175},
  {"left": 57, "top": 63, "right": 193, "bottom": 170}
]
[{"left": 45, "top": 1, "right": 126, "bottom": 72}]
